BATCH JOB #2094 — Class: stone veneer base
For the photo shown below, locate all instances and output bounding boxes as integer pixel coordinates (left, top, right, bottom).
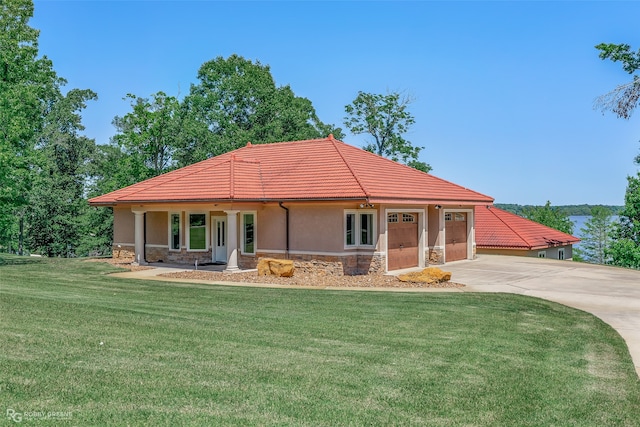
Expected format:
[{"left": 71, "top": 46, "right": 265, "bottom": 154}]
[
  {"left": 428, "top": 248, "right": 445, "bottom": 265},
  {"left": 244, "top": 252, "right": 385, "bottom": 276},
  {"left": 113, "top": 245, "right": 386, "bottom": 276}
]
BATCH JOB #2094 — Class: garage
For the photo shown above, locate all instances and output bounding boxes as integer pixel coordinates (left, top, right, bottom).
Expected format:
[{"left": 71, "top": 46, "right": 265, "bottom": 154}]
[
  {"left": 387, "top": 212, "right": 419, "bottom": 271},
  {"left": 445, "top": 212, "right": 468, "bottom": 261}
]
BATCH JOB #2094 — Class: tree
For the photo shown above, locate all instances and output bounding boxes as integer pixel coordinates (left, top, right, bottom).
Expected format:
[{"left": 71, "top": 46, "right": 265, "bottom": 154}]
[
  {"left": 79, "top": 144, "right": 131, "bottom": 257},
  {"left": 606, "top": 234, "right": 640, "bottom": 269},
  {"left": 0, "top": 0, "right": 103, "bottom": 257},
  {"left": 26, "top": 89, "right": 97, "bottom": 257},
  {"left": 607, "top": 171, "right": 640, "bottom": 269},
  {"left": 596, "top": 43, "right": 640, "bottom": 269},
  {"left": 343, "top": 91, "right": 431, "bottom": 173},
  {"left": 86, "top": 92, "right": 184, "bottom": 257},
  {"left": 574, "top": 206, "right": 614, "bottom": 264},
  {"left": 111, "top": 91, "right": 181, "bottom": 181},
  {"left": 595, "top": 43, "right": 640, "bottom": 119},
  {"left": 0, "top": 0, "right": 63, "bottom": 252},
  {"left": 178, "top": 54, "right": 342, "bottom": 165},
  {"left": 523, "top": 201, "right": 574, "bottom": 235}
]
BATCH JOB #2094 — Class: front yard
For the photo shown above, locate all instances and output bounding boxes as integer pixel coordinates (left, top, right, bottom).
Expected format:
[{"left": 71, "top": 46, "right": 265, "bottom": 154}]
[{"left": 1, "top": 254, "right": 638, "bottom": 425}]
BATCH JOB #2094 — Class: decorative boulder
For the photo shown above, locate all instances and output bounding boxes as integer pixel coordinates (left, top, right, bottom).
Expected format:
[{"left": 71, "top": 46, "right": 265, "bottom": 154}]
[
  {"left": 397, "top": 267, "right": 452, "bottom": 284},
  {"left": 257, "top": 258, "right": 295, "bottom": 277}
]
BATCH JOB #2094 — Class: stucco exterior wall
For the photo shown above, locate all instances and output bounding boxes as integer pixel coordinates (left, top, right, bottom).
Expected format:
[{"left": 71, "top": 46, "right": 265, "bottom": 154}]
[
  {"left": 477, "top": 245, "right": 574, "bottom": 260},
  {"left": 146, "top": 211, "right": 168, "bottom": 246},
  {"left": 258, "top": 205, "right": 286, "bottom": 251},
  {"left": 427, "top": 205, "right": 441, "bottom": 248},
  {"left": 288, "top": 204, "right": 346, "bottom": 252},
  {"left": 113, "top": 207, "right": 134, "bottom": 245}
]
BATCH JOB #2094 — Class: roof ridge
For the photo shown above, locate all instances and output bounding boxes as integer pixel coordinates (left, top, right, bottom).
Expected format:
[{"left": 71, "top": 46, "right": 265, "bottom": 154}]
[
  {"left": 258, "top": 160, "right": 266, "bottom": 199},
  {"left": 229, "top": 151, "right": 265, "bottom": 200},
  {"left": 237, "top": 153, "right": 267, "bottom": 200},
  {"left": 230, "top": 154, "right": 235, "bottom": 199},
  {"left": 336, "top": 139, "right": 494, "bottom": 203},
  {"left": 237, "top": 137, "right": 330, "bottom": 149},
  {"left": 424, "top": 174, "right": 493, "bottom": 201},
  {"left": 490, "top": 206, "right": 535, "bottom": 249},
  {"left": 331, "top": 138, "right": 371, "bottom": 199}
]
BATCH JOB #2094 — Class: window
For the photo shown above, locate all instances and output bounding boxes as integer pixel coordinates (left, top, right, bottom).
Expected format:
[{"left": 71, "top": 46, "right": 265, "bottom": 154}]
[
  {"left": 169, "top": 213, "right": 181, "bottom": 250},
  {"left": 242, "top": 212, "right": 256, "bottom": 255},
  {"left": 361, "top": 213, "right": 373, "bottom": 245},
  {"left": 346, "top": 213, "right": 356, "bottom": 246},
  {"left": 402, "top": 213, "right": 416, "bottom": 223},
  {"left": 188, "top": 213, "right": 207, "bottom": 250},
  {"left": 345, "top": 210, "right": 376, "bottom": 247},
  {"left": 445, "top": 213, "right": 452, "bottom": 221},
  {"left": 216, "top": 220, "right": 226, "bottom": 248},
  {"left": 538, "top": 251, "right": 546, "bottom": 258},
  {"left": 558, "top": 248, "right": 565, "bottom": 260},
  {"left": 387, "top": 213, "right": 398, "bottom": 223}
]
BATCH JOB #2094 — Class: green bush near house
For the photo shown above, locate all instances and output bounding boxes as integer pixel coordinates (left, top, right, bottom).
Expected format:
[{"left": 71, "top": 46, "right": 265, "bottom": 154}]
[{"left": 1, "top": 254, "right": 639, "bottom": 426}]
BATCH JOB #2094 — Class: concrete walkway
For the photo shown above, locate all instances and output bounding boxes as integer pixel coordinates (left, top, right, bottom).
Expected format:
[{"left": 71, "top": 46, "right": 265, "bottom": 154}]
[
  {"left": 112, "top": 255, "right": 640, "bottom": 376},
  {"left": 445, "top": 255, "right": 640, "bottom": 376}
]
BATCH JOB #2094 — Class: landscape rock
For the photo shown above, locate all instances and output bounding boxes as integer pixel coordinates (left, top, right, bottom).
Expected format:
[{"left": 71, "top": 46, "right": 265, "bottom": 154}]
[
  {"left": 397, "top": 267, "right": 452, "bottom": 284},
  {"left": 257, "top": 258, "right": 295, "bottom": 277}
]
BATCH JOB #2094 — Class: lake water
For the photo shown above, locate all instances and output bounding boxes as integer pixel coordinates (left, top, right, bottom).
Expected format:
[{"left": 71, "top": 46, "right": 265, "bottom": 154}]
[
  {"left": 569, "top": 215, "right": 619, "bottom": 249},
  {"left": 570, "top": 216, "right": 589, "bottom": 234}
]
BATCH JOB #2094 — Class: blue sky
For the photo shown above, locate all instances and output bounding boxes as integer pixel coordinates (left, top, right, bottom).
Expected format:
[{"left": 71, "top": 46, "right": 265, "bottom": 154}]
[{"left": 32, "top": 1, "right": 640, "bottom": 206}]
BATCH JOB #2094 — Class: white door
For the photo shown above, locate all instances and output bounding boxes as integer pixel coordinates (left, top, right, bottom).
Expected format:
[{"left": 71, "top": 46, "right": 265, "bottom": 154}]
[{"left": 212, "top": 217, "right": 227, "bottom": 263}]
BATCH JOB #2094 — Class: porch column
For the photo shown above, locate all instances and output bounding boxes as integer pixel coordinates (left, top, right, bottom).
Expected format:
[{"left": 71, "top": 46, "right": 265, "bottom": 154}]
[
  {"left": 432, "top": 206, "right": 446, "bottom": 265},
  {"left": 132, "top": 209, "right": 147, "bottom": 265},
  {"left": 224, "top": 210, "right": 240, "bottom": 272},
  {"left": 470, "top": 209, "right": 476, "bottom": 259},
  {"left": 419, "top": 210, "right": 426, "bottom": 268}
]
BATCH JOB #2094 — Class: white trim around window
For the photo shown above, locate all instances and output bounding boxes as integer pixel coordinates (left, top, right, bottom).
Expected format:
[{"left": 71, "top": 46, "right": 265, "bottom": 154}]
[
  {"left": 344, "top": 209, "right": 377, "bottom": 249},
  {"left": 168, "top": 212, "right": 182, "bottom": 251},
  {"left": 241, "top": 211, "right": 257, "bottom": 255},
  {"left": 186, "top": 212, "right": 209, "bottom": 252}
]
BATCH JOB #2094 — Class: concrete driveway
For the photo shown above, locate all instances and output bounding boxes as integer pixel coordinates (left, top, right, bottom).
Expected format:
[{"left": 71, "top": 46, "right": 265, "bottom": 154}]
[{"left": 445, "top": 255, "right": 640, "bottom": 376}]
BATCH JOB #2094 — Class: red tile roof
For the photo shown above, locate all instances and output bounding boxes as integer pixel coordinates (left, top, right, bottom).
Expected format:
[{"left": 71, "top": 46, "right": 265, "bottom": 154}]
[
  {"left": 475, "top": 205, "right": 580, "bottom": 250},
  {"left": 89, "top": 136, "right": 494, "bottom": 205}
]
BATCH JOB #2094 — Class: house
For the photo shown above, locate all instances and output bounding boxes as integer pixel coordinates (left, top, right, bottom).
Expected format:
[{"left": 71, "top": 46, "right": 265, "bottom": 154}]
[
  {"left": 475, "top": 205, "right": 580, "bottom": 260},
  {"left": 89, "top": 136, "right": 494, "bottom": 275}
]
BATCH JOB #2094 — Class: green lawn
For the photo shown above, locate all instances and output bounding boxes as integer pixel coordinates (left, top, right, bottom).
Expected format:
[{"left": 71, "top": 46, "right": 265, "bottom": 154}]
[{"left": 1, "top": 254, "right": 639, "bottom": 426}]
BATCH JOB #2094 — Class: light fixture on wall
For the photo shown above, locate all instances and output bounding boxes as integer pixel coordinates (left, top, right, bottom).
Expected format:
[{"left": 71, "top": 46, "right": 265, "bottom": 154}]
[
  {"left": 359, "top": 203, "right": 375, "bottom": 208},
  {"left": 434, "top": 205, "right": 442, "bottom": 209}
]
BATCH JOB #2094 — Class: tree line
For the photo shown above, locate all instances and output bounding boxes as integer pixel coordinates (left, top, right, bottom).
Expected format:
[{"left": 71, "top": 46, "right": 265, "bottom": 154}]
[
  {"left": 495, "top": 204, "right": 623, "bottom": 217},
  {"left": 0, "top": 0, "right": 427, "bottom": 258}
]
